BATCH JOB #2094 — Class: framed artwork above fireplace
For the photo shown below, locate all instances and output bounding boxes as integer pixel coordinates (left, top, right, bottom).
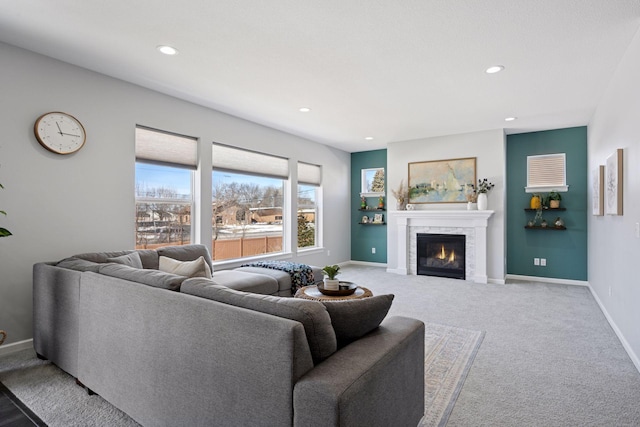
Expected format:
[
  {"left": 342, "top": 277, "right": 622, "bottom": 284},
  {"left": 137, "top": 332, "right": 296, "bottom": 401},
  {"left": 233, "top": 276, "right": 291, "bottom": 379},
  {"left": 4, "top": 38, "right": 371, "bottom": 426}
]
[{"left": 408, "top": 157, "right": 476, "bottom": 204}]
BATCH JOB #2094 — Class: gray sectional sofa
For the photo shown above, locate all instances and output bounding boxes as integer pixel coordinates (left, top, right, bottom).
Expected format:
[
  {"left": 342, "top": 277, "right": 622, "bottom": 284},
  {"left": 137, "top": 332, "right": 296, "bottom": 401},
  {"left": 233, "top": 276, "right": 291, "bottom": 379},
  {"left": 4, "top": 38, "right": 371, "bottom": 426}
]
[{"left": 33, "top": 244, "right": 425, "bottom": 426}]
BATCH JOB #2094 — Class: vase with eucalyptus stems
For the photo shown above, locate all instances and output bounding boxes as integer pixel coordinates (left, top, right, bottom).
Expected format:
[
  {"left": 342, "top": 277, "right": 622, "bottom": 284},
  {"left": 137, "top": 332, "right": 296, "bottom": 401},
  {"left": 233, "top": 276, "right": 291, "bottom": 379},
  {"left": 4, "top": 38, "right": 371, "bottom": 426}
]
[{"left": 476, "top": 178, "right": 494, "bottom": 210}]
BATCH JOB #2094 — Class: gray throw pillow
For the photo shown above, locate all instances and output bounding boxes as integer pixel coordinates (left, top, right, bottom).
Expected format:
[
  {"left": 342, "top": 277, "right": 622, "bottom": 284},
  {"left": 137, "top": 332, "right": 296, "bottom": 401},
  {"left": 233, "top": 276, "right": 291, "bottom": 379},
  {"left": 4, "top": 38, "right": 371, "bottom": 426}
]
[
  {"left": 181, "top": 279, "right": 337, "bottom": 363},
  {"left": 322, "top": 294, "right": 394, "bottom": 348},
  {"left": 56, "top": 257, "right": 102, "bottom": 272},
  {"left": 74, "top": 250, "right": 133, "bottom": 263},
  {"left": 98, "top": 263, "right": 186, "bottom": 291},
  {"left": 107, "top": 252, "right": 143, "bottom": 269}
]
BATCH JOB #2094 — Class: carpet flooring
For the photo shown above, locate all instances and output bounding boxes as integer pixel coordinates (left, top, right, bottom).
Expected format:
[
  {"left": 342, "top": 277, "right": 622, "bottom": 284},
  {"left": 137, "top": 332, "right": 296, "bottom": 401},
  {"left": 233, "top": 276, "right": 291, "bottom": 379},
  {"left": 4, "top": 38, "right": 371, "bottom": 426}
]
[
  {"left": 339, "top": 265, "right": 640, "bottom": 426},
  {"left": 3, "top": 264, "right": 640, "bottom": 426}
]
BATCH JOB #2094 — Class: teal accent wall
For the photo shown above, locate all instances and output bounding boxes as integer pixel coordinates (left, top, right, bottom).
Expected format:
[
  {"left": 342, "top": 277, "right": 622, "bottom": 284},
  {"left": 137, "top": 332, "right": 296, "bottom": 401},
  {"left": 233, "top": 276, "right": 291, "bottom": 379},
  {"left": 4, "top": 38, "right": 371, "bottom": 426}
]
[
  {"left": 506, "top": 127, "right": 587, "bottom": 280},
  {"left": 351, "top": 149, "right": 387, "bottom": 263}
]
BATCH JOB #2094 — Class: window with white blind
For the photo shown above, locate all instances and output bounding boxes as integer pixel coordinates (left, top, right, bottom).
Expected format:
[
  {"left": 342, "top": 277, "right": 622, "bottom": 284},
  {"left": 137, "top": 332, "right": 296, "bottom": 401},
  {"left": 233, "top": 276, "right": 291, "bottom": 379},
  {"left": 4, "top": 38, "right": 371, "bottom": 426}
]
[
  {"left": 526, "top": 153, "right": 568, "bottom": 193},
  {"left": 297, "top": 162, "right": 321, "bottom": 249},
  {"left": 135, "top": 126, "right": 196, "bottom": 249},
  {"left": 212, "top": 143, "right": 289, "bottom": 261}
]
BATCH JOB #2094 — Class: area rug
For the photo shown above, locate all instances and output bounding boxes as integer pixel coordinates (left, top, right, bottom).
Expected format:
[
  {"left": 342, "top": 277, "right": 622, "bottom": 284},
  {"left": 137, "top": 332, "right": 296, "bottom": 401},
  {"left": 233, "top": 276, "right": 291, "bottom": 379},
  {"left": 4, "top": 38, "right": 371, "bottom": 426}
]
[
  {"left": 0, "top": 323, "right": 483, "bottom": 427},
  {"left": 421, "top": 322, "right": 485, "bottom": 427}
]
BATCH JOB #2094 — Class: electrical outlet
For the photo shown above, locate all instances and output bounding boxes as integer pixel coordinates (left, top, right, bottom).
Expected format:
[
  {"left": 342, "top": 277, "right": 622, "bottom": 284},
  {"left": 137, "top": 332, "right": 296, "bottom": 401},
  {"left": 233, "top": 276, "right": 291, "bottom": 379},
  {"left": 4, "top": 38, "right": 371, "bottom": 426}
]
[
  {"left": 327, "top": 249, "right": 331, "bottom": 256},
  {"left": 534, "top": 258, "right": 540, "bottom": 266},
  {"left": 541, "top": 258, "right": 547, "bottom": 266},
  {"left": 372, "top": 247, "right": 376, "bottom": 254}
]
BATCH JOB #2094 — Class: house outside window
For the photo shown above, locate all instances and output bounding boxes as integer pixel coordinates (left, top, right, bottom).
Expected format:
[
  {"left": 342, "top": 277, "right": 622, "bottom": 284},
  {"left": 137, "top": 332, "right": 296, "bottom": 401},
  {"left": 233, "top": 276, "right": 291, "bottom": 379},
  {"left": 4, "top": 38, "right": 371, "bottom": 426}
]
[
  {"left": 212, "top": 143, "right": 288, "bottom": 261},
  {"left": 135, "top": 127, "right": 196, "bottom": 249}
]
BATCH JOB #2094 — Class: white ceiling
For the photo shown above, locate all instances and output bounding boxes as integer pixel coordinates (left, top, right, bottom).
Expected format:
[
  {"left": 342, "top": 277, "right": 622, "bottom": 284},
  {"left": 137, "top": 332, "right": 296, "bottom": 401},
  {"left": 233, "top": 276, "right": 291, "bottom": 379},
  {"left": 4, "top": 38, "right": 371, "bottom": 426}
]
[{"left": 1, "top": 1, "right": 639, "bottom": 152}]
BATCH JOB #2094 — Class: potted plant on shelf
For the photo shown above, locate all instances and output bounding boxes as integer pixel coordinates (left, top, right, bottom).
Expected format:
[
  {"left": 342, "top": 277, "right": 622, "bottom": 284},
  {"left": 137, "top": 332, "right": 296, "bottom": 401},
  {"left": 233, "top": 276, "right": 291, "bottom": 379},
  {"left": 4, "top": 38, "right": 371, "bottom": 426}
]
[
  {"left": 548, "top": 190, "right": 562, "bottom": 209},
  {"left": 322, "top": 264, "right": 341, "bottom": 291}
]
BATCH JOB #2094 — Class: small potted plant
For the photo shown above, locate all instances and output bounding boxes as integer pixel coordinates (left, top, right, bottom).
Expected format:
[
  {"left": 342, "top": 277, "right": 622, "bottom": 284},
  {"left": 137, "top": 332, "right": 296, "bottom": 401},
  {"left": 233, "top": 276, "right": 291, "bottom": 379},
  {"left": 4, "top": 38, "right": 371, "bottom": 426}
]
[
  {"left": 548, "top": 190, "right": 562, "bottom": 209},
  {"left": 322, "top": 264, "right": 341, "bottom": 290}
]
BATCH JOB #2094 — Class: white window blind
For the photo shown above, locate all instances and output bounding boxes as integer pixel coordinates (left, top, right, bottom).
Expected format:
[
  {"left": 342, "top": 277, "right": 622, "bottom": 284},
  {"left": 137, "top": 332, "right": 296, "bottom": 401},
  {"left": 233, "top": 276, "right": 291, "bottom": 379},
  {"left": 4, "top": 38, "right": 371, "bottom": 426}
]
[
  {"left": 526, "top": 153, "right": 568, "bottom": 193},
  {"left": 135, "top": 126, "right": 197, "bottom": 170},
  {"left": 297, "top": 162, "right": 322, "bottom": 186},
  {"left": 212, "top": 143, "right": 289, "bottom": 179}
]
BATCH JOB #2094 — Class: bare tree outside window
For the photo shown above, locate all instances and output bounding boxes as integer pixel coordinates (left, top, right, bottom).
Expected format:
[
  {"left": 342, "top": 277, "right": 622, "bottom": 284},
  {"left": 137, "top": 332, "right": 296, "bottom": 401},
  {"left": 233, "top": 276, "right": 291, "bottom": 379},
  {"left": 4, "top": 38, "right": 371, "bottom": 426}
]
[{"left": 212, "top": 171, "right": 285, "bottom": 261}]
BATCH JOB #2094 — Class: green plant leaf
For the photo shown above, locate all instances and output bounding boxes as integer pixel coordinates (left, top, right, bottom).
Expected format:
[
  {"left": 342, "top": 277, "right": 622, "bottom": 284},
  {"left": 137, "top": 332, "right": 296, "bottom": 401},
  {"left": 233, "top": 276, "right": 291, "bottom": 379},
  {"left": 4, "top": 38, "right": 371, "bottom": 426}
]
[{"left": 0, "top": 228, "right": 12, "bottom": 237}]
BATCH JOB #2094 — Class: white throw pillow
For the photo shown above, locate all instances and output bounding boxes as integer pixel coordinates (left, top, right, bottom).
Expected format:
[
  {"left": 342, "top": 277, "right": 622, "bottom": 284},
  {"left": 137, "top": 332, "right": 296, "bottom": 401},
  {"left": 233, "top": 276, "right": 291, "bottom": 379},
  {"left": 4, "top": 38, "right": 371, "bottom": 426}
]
[{"left": 159, "top": 255, "right": 212, "bottom": 279}]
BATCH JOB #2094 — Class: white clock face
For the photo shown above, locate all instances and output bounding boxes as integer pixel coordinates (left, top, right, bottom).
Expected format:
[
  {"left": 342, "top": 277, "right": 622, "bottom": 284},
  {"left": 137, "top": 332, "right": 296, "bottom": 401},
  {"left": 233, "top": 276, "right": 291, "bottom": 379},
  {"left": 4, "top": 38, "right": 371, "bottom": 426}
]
[{"left": 34, "top": 112, "right": 86, "bottom": 154}]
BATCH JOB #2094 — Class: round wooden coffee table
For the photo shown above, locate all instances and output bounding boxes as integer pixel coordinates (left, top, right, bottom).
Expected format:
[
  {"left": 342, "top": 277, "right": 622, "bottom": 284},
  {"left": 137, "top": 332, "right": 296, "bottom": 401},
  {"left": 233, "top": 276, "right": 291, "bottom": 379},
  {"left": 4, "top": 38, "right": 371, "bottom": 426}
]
[{"left": 294, "top": 285, "right": 373, "bottom": 301}]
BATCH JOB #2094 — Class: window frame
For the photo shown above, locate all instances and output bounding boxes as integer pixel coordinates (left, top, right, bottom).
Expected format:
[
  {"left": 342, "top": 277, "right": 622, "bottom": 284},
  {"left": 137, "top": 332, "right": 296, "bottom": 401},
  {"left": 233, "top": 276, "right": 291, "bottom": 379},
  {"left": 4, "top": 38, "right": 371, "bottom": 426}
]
[
  {"left": 135, "top": 126, "right": 197, "bottom": 249},
  {"left": 211, "top": 144, "right": 290, "bottom": 262},
  {"left": 525, "top": 153, "right": 569, "bottom": 193}
]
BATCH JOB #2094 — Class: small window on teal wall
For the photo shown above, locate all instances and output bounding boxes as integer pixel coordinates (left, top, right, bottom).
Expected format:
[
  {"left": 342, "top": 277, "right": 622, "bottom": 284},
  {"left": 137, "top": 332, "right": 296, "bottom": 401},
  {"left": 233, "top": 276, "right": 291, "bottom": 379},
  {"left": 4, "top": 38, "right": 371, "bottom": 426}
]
[{"left": 361, "top": 168, "right": 385, "bottom": 196}]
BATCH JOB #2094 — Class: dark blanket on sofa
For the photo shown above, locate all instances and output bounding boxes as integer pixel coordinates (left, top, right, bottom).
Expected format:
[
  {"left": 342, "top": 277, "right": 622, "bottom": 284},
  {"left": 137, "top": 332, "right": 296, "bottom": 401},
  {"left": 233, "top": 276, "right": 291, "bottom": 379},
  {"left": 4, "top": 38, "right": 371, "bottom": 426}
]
[{"left": 241, "top": 261, "right": 314, "bottom": 292}]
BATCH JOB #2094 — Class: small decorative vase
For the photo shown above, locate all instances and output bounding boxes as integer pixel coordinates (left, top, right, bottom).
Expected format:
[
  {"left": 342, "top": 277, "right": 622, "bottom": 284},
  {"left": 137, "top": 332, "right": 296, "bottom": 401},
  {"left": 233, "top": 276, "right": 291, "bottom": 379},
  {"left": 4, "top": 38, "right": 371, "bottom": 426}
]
[
  {"left": 550, "top": 200, "right": 560, "bottom": 209},
  {"left": 541, "top": 219, "right": 548, "bottom": 228},
  {"left": 323, "top": 278, "right": 340, "bottom": 291},
  {"left": 396, "top": 201, "right": 405, "bottom": 210},
  {"left": 467, "top": 202, "right": 477, "bottom": 210},
  {"left": 554, "top": 217, "right": 564, "bottom": 228},
  {"left": 477, "top": 193, "right": 488, "bottom": 210},
  {"left": 530, "top": 195, "right": 541, "bottom": 210}
]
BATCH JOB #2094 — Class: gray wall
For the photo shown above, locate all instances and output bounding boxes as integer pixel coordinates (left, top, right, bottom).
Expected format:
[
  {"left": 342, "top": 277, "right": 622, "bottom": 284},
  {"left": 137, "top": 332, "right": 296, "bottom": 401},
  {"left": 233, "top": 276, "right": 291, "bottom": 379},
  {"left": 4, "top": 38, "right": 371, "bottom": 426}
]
[
  {"left": 588, "top": 28, "right": 640, "bottom": 369},
  {"left": 0, "top": 42, "right": 351, "bottom": 345}
]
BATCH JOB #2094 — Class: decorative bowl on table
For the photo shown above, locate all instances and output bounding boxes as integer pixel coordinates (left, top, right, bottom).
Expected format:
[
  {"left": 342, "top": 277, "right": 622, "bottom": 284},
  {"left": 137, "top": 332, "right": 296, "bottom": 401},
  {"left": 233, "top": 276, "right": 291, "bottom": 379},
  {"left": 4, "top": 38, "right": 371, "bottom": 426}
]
[{"left": 317, "top": 281, "right": 357, "bottom": 296}]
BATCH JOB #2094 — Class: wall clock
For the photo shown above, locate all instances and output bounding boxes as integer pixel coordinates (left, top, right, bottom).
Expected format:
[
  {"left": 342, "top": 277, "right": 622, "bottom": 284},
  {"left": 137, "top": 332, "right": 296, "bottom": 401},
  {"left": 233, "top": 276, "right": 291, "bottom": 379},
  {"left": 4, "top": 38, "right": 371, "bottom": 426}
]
[{"left": 34, "top": 112, "right": 86, "bottom": 154}]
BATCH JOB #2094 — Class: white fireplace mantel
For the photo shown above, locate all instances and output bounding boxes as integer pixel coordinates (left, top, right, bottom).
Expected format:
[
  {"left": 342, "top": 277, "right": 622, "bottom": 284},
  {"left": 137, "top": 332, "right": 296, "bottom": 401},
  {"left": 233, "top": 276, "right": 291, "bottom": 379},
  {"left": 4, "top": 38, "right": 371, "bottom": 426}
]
[{"left": 388, "top": 210, "right": 494, "bottom": 283}]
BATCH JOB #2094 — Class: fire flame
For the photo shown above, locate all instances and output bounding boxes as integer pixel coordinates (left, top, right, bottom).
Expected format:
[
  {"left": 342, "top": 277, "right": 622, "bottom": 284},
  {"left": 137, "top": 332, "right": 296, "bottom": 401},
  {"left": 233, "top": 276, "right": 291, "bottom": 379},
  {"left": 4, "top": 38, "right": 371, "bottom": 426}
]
[{"left": 436, "top": 244, "right": 456, "bottom": 262}]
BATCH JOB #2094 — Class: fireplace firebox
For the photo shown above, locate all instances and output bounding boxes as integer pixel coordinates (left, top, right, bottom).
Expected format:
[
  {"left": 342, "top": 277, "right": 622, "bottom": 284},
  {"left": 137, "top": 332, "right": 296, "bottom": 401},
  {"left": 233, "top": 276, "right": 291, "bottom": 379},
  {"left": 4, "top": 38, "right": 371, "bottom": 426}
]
[{"left": 417, "top": 233, "right": 465, "bottom": 279}]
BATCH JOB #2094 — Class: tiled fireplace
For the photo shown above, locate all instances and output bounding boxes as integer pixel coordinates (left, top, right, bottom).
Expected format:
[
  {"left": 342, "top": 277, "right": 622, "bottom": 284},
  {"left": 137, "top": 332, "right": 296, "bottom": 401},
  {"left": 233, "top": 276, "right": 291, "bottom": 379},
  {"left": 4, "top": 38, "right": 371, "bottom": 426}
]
[{"left": 388, "top": 210, "right": 494, "bottom": 283}]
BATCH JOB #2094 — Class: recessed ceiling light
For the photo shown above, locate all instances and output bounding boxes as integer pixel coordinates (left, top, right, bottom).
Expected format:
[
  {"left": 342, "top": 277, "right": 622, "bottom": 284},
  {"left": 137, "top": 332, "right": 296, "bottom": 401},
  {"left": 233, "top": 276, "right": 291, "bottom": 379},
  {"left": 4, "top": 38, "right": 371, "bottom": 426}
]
[
  {"left": 299, "top": 107, "right": 311, "bottom": 113},
  {"left": 364, "top": 136, "right": 374, "bottom": 141},
  {"left": 505, "top": 117, "right": 517, "bottom": 122},
  {"left": 157, "top": 45, "right": 179, "bottom": 55},
  {"left": 486, "top": 65, "right": 504, "bottom": 74}
]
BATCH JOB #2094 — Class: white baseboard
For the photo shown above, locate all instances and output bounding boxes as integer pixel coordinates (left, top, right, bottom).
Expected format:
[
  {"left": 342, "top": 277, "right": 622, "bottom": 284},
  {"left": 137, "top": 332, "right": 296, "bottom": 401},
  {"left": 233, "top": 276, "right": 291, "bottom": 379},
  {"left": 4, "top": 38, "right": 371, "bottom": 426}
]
[
  {"left": 588, "top": 286, "right": 640, "bottom": 374},
  {"left": 348, "top": 260, "right": 387, "bottom": 268},
  {"left": 0, "top": 338, "right": 33, "bottom": 356},
  {"left": 505, "top": 274, "right": 589, "bottom": 287}
]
